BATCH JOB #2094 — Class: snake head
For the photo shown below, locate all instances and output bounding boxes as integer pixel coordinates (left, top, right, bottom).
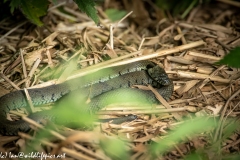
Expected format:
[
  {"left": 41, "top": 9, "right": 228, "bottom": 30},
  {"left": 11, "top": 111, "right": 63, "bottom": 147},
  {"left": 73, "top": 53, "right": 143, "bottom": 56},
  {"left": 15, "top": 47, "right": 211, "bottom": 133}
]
[{"left": 148, "top": 66, "right": 171, "bottom": 86}]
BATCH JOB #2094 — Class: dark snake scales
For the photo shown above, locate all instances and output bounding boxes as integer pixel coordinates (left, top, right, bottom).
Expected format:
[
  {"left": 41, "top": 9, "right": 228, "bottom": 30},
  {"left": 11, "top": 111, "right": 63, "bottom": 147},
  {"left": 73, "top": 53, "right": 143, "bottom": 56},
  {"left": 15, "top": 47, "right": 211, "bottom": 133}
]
[{"left": 0, "top": 61, "right": 173, "bottom": 135}]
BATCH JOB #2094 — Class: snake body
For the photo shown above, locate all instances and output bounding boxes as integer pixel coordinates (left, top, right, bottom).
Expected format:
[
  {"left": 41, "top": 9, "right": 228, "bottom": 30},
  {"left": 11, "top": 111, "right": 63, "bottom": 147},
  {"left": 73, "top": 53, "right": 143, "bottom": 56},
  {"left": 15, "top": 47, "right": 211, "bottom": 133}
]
[{"left": 0, "top": 61, "right": 173, "bottom": 135}]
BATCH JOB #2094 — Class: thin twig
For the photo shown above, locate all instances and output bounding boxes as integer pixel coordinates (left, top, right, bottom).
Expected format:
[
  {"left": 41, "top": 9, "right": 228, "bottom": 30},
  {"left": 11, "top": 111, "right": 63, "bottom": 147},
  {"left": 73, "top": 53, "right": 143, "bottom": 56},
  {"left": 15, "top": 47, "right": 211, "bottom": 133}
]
[
  {"left": 0, "top": 21, "right": 27, "bottom": 42},
  {"left": 213, "top": 88, "right": 240, "bottom": 142}
]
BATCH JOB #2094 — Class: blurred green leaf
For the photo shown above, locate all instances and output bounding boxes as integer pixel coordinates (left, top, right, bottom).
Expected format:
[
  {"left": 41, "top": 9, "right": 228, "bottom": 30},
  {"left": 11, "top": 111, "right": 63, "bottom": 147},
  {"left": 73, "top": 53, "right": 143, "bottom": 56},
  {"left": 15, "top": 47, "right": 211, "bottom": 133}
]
[
  {"left": 52, "top": 0, "right": 58, "bottom": 5},
  {"left": 222, "top": 154, "right": 240, "bottom": 160},
  {"left": 172, "top": 0, "right": 194, "bottom": 16},
  {"left": 155, "top": 0, "right": 193, "bottom": 15},
  {"left": 5, "top": 0, "right": 20, "bottom": 13},
  {"left": 216, "top": 47, "right": 240, "bottom": 68},
  {"left": 105, "top": 9, "right": 127, "bottom": 22},
  {"left": 185, "top": 152, "right": 206, "bottom": 160},
  {"left": 5, "top": 0, "right": 99, "bottom": 26},
  {"left": 90, "top": 88, "right": 155, "bottom": 109},
  {"left": 74, "top": 0, "right": 99, "bottom": 24},
  {"left": 55, "top": 89, "right": 96, "bottom": 127},
  {"left": 155, "top": 0, "right": 175, "bottom": 10},
  {"left": 15, "top": 0, "right": 49, "bottom": 26},
  {"left": 100, "top": 137, "right": 130, "bottom": 160},
  {"left": 21, "top": 0, "right": 49, "bottom": 26},
  {"left": 222, "top": 118, "right": 240, "bottom": 140},
  {"left": 181, "top": 0, "right": 198, "bottom": 18},
  {"left": 150, "top": 117, "right": 217, "bottom": 157},
  {"left": 155, "top": 0, "right": 211, "bottom": 17}
]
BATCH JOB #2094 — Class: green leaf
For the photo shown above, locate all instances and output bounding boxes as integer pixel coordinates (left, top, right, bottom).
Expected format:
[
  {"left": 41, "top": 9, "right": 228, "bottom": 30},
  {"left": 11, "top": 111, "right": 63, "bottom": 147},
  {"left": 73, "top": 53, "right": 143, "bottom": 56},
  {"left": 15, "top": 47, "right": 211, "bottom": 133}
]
[
  {"left": 105, "top": 9, "right": 127, "bottom": 22},
  {"left": 155, "top": 0, "right": 177, "bottom": 10},
  {"left": 216, "top": 47, "right": 240, "bottom": 68},
  {"left": 4, "top": 0, "right": 49, "bottom": 26},
  {"left": 20, "top": 0, "right": 49, "bottom": 26},
  {"left": 52, "top": 0, "right": 58, "bottom": 5},
  {"left": 155, "top": 0, "right": 211, "bottom": 16},
  {"left": 74, "top": 0, "right": 99, "bottom": 24},
  {"left": 100, "top": 137, "right": 130, "bottom": 160},
  {"left": 150, "top": 117, "right": 217, "bottom": 156},
  {"left": 5, "top": 0, "right": 21, "bottom": 13}
]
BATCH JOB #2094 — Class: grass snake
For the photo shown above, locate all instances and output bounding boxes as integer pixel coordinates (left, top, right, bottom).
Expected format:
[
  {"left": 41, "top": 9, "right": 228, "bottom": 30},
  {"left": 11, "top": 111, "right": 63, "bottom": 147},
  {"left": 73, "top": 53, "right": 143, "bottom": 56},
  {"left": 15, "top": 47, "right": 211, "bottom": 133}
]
[{"left": 0, "top": 60, "right": 173, "bottom": 135}]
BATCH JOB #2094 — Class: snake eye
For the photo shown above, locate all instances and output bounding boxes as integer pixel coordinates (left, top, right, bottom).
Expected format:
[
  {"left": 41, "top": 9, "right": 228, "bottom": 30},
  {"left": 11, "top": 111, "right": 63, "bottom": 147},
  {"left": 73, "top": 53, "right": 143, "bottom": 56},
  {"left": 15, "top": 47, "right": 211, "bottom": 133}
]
[
  {"left": 162, "top": 79, "right": 171, "bottom": 85},
  {"left": 157, "top": 73, "right": 171, "bottom": 85}
]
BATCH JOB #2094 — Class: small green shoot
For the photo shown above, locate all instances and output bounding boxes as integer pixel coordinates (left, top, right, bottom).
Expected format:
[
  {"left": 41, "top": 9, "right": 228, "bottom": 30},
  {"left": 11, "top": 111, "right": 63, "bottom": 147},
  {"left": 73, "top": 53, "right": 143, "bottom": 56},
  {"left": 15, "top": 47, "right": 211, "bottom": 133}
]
[{"left": 105, "top": 9, "right": 127, "bottom": 22}]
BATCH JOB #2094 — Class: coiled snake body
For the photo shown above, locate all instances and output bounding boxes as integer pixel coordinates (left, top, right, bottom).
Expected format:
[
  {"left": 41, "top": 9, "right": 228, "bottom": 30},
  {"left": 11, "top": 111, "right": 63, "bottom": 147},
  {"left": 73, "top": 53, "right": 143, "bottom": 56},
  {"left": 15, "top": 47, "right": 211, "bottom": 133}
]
[{"left": 0, "top": 61, "right": 173, "bottom": 135}]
